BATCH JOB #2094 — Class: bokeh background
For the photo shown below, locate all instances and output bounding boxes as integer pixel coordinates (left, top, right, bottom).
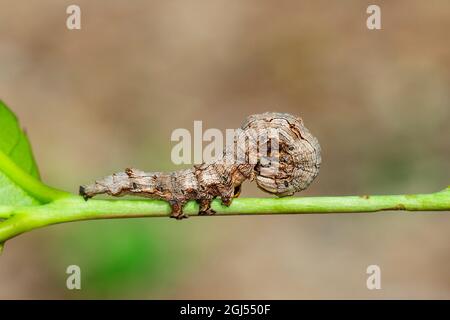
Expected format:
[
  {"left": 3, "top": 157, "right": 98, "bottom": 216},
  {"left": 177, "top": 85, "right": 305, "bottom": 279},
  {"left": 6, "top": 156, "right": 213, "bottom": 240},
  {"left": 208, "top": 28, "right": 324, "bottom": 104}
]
[{"left": 0, "top": 0, "right": 449, "bottom": 299}]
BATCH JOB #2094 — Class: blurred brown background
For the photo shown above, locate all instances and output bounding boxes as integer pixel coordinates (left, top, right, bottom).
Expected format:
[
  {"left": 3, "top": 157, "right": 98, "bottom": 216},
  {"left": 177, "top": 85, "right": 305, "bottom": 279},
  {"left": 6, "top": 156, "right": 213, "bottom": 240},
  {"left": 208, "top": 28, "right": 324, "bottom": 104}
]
[{"left": 0, "top": 0, "right": 449, "bottom": 299}]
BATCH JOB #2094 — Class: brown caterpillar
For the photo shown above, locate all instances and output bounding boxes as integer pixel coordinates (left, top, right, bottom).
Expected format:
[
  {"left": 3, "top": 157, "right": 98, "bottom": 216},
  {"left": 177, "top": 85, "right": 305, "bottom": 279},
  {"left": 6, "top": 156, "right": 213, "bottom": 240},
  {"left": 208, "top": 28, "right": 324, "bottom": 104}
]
[{"left": 79, "top": 112, "right": 321, "bottom": 219}]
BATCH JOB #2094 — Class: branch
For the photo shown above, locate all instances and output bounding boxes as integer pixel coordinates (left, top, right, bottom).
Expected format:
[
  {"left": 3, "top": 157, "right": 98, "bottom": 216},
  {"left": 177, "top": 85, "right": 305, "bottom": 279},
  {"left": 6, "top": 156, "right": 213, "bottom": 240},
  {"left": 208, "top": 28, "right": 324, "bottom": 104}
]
[{"left": 0, "top": 186, "right": 449, "bottom": 245}]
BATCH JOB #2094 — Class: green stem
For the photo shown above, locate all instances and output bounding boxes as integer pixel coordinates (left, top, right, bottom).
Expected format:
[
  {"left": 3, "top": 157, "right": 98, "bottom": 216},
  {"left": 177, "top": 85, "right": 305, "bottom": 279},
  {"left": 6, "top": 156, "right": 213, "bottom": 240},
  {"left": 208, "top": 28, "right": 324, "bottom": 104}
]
[{"left": 0, "top": 187, "right": 449, "bottom": 244}]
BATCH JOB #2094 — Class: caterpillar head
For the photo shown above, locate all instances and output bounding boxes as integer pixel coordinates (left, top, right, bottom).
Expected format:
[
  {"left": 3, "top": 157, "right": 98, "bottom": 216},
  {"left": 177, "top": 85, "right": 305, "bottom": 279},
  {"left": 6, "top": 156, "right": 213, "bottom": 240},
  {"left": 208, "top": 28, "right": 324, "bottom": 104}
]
[{"left": 241, "top": 112, "right": 321, "bottom": 197}]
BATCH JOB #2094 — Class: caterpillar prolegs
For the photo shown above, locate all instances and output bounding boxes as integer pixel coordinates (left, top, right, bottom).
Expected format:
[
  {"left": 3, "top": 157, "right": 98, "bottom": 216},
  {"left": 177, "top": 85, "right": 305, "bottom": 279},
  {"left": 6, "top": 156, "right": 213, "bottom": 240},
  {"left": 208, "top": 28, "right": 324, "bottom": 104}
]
[{"left": 79, "top": 112, "right": 321, "bottom": 219}]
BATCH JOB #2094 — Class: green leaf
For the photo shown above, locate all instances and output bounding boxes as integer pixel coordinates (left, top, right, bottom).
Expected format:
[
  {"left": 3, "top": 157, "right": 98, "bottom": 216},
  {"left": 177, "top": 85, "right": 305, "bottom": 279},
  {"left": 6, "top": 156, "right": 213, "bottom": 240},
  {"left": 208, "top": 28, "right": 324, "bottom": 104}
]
[
  {"left": 0, "top": 101, "right": 40, "bottom": 178},
  {"left": 0, "top": 172, "right": 38, "bottom": 205},
  {"left": 0, "top": 101, "right": 40, "bottom": 205}
]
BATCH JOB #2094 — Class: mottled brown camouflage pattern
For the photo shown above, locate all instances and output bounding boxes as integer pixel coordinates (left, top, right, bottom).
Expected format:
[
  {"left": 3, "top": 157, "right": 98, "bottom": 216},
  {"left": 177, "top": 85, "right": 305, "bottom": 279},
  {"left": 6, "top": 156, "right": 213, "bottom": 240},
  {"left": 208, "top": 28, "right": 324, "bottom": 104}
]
[{"left": 80, "top": 112, "right": 321, "bottom": 219}]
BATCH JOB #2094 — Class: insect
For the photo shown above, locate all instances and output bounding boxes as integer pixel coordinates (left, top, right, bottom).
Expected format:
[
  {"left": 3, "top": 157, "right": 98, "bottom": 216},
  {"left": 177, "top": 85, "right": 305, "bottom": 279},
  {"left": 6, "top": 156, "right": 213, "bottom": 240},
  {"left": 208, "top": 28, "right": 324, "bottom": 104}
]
[{"left": 79, "top": 112, "right": 321, "bottom": 219}]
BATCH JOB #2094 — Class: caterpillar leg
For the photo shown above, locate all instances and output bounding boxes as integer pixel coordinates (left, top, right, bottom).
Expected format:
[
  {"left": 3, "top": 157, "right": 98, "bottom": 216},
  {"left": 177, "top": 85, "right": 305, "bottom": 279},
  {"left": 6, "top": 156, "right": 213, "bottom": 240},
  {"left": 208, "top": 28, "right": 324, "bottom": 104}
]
[
  {"left": 221, "top": 197, "right": 232, "bottom": 207},
  {"left": 217, "top": 185, "right": 242, "bottom": 207},
  {"left": 169, "top": 200, "right": 189, "bottom": 220},
  {"left": 197, "top": 199, "right": 216, "bottom": 216},
  {"left": 219, "top": 184, "right": 242, "bottom": 207},
  {"left": 233, "top": 185, "right": 242, "bottom": 198}
]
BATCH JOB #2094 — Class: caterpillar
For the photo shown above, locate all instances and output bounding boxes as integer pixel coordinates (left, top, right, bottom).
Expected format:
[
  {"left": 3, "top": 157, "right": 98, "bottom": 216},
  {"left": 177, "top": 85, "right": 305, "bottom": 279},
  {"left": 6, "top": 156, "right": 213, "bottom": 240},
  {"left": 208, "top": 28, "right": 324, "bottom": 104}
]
[{"left": 79, "top": 112, "right": 321, "bottom": 219}]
